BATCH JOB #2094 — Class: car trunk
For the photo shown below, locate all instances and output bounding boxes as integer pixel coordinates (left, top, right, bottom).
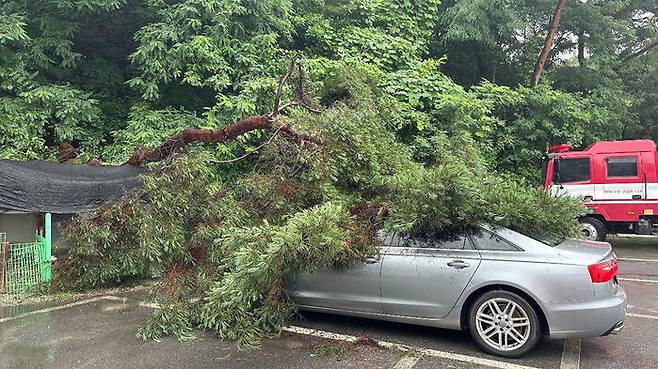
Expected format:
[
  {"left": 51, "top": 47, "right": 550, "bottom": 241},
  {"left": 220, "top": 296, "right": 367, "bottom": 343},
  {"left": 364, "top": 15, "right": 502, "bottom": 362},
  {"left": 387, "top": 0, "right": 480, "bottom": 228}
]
[{"left": 553, "top": 239, "right": 615, "bottom": 265}]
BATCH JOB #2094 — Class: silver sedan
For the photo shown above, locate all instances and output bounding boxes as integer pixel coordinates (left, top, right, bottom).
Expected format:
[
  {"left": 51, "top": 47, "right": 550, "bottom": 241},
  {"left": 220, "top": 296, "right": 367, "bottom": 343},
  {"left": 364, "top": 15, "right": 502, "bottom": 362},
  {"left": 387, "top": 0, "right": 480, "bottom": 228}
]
[{"left": 285, "top": 226, "right": 626, "bottom": 357}]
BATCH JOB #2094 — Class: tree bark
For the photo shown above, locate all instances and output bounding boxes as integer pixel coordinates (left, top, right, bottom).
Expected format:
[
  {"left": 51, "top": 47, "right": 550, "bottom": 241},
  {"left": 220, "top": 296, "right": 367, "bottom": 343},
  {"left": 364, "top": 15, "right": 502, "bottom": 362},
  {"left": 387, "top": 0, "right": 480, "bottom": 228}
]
[
  {"left": 126, "top": 115, "right": 321, "bottom": 166},
  {"left": 531, "top": 0, "right": 568, "bottom": 87},
  {"left": 577, "top": 33, "right": 586, "bottom": 66}
]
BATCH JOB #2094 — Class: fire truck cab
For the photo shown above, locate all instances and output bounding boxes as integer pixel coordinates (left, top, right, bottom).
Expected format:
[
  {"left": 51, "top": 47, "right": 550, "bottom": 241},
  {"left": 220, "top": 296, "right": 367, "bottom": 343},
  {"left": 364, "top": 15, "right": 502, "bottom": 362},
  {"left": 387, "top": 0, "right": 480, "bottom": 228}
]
[{"left": 544, "top": 139, "right": 658, "bottom": 241}]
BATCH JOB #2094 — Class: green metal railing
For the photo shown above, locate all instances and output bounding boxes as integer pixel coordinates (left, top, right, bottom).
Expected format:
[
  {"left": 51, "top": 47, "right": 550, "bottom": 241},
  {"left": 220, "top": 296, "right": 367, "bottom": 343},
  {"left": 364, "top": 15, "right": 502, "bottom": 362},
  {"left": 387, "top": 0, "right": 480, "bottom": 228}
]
[
  {"left": 3, "top": 241, "right": 50, "bottom": 295},
  {"left": 1, "top": 213, "right": 52, "bottom": 295}
]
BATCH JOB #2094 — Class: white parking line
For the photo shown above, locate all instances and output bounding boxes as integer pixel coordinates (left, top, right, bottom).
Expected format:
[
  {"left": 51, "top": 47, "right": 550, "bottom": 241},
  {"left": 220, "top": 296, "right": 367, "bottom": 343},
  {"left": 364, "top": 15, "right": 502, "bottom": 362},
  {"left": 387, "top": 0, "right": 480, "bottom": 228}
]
[
  {"left": 619, "top": 277, "right": 658, "bottom": 284},
  {"left": 0, "top": 295, "right": 121, "bottom": 324},
  {"left": 102, "top": 295, "right": 128, "bottom": 302},
  {"left": 392, "top": 354, "right": 421, "bottom": 369},
  {"left": 619, "top": 257, "right": 658, "bottom": 263},
  {"left": 559, "top": 338, "right": 581, "bottom": 369},
  {"left": 283, "top": 326, "right": 540, "bottom": 369},
  {"left": 627, "top": 313, "right": 658, "bottom": 320},
  {"left": 138, "top": 301, "right": 160, "bottom": 309}
]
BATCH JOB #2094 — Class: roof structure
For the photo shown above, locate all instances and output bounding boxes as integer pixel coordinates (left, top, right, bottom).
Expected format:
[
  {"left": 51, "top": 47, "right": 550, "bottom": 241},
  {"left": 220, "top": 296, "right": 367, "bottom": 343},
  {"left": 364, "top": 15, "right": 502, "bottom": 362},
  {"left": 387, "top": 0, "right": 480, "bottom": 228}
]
[
  {"left": 0, "top": 160, "right": 141, "bottom": 214},
  {"left": 583, "top": 140, "right": 656, "bottom": 154}
]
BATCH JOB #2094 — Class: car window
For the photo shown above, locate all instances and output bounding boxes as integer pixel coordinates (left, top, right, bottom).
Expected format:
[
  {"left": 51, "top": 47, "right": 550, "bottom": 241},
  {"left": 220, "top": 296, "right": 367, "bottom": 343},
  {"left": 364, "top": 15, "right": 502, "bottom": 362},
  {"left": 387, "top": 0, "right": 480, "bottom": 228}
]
[
  {"left": 378, "top": 230, "right": 399, "bottom": 247},
  {"left": 606, "top": 157, "right": 638, "bottom": 177},
  {"left": 469, "top": 229, "right": 521, "bottom": 251},
  {"left": 414, "top": 233, "right": 468, "bottom": 250},
  {"left": 379, "top": 231, "right": 471, "bottom": 250}
]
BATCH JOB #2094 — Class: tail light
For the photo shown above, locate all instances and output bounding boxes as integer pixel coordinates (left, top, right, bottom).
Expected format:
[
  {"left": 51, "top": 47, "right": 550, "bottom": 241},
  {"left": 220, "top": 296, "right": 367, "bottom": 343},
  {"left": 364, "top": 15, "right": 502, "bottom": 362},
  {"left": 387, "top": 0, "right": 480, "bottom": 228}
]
[{"left": 588, "top": 259, "right": 618, "bottom": 283}]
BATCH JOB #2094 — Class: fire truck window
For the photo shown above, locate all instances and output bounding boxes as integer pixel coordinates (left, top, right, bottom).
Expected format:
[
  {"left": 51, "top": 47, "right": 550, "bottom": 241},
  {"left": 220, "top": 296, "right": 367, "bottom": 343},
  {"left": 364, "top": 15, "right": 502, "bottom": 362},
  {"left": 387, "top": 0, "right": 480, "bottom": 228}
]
[
  {"left": 553, "top": 158, "right": 590, "bottom": 183},
  {"left": 607, "top": 157, "right": 638, "bottom": 177}
]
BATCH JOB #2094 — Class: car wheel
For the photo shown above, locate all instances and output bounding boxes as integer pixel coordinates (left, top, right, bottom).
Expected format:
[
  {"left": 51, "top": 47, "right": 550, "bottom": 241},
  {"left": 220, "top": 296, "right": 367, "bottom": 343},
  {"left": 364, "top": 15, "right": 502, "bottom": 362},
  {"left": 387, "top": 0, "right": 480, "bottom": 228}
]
[
  {"left": 468, "top": 290, "right": 541, "bottom": 358},
  {"left": 579, "top": 217, "right": 606, "bottom": 241}
]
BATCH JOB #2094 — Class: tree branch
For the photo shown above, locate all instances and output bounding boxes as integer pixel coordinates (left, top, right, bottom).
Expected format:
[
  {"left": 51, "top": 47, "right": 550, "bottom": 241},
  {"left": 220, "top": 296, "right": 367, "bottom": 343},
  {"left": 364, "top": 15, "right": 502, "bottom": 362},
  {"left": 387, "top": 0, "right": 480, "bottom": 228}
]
[
  {"left": 271, "top": 56, "right": 300, "bottom": 117},
  {"left": 619, "top": 38, "right": 658, "bottom": 65},
  {"left": 126, "top": 115, "right": 321, "bottom": 166}
]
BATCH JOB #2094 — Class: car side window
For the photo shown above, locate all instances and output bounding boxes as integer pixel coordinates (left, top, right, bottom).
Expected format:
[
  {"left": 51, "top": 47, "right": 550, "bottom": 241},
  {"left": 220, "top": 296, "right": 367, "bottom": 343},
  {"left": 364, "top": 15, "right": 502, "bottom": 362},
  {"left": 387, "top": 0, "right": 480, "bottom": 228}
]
[
  {"left": 378, "top": 230, "right": 415, "bottom": 247},
  {"left": 378, "top": 230, "right": 399, "bottom": 247},
  {"left": 379, "top": 231, "right": 471, "bottom": 250},
  {"left": 469, "top": 229, "right": 521, "bottom": 251},
  {"left": 396, "top": 232, "right": 417, "bottom": 248},
  {"left": 414, "top": 233, "right": 468, "bottom": 250}
]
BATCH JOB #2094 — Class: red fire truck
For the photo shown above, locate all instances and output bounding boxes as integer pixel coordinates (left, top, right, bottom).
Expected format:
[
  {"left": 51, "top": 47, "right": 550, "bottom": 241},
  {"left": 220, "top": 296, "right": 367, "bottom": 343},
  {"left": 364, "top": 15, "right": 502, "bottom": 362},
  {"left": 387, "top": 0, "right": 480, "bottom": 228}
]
[{"left": 544, "top": 139, "right": 658, "bottom": 241}]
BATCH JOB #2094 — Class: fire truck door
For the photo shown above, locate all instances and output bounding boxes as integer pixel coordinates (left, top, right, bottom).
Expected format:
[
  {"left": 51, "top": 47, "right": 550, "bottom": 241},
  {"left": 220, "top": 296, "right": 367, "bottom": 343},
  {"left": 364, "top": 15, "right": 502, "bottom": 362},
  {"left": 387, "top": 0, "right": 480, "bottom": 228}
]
[{"left": 600, "top": 155, "right": 645, "bottom": 200}]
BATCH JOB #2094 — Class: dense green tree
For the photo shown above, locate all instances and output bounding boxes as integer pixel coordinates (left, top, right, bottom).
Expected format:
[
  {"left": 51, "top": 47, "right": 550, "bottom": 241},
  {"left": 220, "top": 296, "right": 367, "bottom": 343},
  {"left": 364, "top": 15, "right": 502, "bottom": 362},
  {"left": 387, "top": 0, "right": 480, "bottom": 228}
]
[
  {"left": 2, "top": 0, "right": 655, "bottom": 184},
  {"left": 434, "top": 0, "right": 657, "bottom": 153}
]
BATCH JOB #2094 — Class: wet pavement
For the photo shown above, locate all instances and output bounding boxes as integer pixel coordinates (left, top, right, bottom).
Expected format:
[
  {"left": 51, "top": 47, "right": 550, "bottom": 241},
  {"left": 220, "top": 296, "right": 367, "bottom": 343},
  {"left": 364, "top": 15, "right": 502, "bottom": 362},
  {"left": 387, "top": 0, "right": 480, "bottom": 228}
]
[
  {"left": 1, "top": 236, "right": 657, "bottom": 369},
  {"left": 0, "top": 296, "right": 402, "bottom": 369}
]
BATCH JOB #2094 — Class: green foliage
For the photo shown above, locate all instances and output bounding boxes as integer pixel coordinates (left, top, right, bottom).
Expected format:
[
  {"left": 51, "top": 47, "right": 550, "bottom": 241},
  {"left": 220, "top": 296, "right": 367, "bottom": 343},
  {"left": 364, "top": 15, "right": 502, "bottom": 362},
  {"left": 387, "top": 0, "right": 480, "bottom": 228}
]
[
  {"left": 2, "top": 0, "right": 655, "bottom": 180},
  {"left": 434, "top": 0, "right": 657, "bottom": 146},
  {"left": 311, "top": 343, "right": 348, "bottom": 357},
  {"left": 127, "top": 0, "right": 292, "bottom": 102},
  {"left": 470, "top": 82, "right": 625, "bottom": 183},
  {"left": 197, "top": 202, "right": 369, "bottom": 345},
  {"left": 137, "top": 303, "right": 196, "bottom": 342},
  {"left": 295, "top": 0, "right": 441, "bottom": 69},
  {"left": 482, "top": 177, "right": 585, "bottom": 238},
  {"left": 0, "top": 84, "right": 101, "bottom": 159}
]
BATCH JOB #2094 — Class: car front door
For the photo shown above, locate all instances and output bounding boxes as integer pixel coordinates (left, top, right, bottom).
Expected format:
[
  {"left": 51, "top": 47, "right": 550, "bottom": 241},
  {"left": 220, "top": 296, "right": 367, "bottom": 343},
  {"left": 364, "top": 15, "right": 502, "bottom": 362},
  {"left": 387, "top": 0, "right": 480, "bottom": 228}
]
[
  {"left": 291, "top": 247, "right": 384, "bottom": 314},
  {"left": 380, "top": 232, "right": 481, "bottom": 319}
]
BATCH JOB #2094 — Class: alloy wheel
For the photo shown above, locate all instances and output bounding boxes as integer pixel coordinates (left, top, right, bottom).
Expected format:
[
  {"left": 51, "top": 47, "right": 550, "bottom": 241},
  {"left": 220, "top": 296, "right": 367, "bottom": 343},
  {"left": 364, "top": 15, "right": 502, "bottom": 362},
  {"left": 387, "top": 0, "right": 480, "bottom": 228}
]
[{"left": 475, "top": 298, "right": 531, "bottom": 352}]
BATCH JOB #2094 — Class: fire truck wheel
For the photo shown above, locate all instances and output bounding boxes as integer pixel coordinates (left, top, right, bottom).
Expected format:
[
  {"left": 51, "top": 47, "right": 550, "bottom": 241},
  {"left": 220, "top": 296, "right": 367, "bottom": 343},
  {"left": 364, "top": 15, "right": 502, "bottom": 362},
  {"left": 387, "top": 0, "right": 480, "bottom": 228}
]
[{"left": 579, "top": 217, "right": 606, "bottom": 241}]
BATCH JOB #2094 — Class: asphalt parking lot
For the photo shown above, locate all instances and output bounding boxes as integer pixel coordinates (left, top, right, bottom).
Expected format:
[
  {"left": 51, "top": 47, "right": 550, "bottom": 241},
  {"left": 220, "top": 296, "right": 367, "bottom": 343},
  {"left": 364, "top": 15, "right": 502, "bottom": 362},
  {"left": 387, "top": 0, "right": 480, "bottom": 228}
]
[{"left": 1, "top": 236, "right": 657, "bottom": 369}]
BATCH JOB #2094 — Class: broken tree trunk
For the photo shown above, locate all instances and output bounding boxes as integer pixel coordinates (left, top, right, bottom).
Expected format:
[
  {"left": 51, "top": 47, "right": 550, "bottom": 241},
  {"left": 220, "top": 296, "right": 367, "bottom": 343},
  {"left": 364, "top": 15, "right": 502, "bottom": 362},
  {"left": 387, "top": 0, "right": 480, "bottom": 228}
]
[
  {"left": 531, "top": 0, "right": 568, "bottom": 87},
  {"left": 126, "top": 115, "right": 321, "bottom": 166}
]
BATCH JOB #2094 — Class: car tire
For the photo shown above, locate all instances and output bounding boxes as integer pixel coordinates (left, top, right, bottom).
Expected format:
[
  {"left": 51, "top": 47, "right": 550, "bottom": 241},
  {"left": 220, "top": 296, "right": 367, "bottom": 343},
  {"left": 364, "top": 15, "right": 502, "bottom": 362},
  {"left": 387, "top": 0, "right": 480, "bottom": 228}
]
[
  {"left": 468, "top": 290, "right": 541, "bottom": 358},
  {"left": 579, "top": 217, "right": 606, "bottom": 241}
]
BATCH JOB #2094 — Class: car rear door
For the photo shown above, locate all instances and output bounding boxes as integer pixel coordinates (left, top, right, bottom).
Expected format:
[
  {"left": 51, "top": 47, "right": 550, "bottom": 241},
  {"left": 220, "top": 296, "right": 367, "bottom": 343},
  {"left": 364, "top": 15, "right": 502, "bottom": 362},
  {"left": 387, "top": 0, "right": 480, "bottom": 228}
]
[{"left": 380, "top": 232, "right": 481, "bottom": 319}]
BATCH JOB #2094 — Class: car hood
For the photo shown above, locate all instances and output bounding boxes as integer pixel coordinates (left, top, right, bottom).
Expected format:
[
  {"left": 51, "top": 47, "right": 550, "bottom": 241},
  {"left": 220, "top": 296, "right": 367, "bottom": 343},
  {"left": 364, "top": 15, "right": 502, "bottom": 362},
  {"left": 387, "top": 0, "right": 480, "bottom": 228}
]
[{"left": 553, "top": 239, "right": 614, "bottom": 265}]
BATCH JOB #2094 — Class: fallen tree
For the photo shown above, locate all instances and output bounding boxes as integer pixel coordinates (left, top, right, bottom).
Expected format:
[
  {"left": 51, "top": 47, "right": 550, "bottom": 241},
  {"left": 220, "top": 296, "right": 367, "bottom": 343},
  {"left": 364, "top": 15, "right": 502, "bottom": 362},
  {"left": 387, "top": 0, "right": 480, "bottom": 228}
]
[{"left": 59, "top": 62, "right": 585, "bottom": 346}]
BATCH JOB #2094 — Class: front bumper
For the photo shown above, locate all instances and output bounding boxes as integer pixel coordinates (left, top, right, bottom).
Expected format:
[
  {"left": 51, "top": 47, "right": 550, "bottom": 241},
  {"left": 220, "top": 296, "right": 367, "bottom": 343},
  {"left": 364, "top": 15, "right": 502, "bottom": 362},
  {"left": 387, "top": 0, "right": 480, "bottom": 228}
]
[{"left": 547, "top": 287, "right": 626, "bottom": 339}]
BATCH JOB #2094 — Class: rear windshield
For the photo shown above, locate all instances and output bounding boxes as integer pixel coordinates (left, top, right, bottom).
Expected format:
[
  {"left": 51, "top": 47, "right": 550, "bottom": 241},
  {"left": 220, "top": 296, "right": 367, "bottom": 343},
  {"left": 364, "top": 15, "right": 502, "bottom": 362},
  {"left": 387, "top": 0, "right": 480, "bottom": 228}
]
[{"left": 519, "top": 229, "right": 564, "bottom": 247}]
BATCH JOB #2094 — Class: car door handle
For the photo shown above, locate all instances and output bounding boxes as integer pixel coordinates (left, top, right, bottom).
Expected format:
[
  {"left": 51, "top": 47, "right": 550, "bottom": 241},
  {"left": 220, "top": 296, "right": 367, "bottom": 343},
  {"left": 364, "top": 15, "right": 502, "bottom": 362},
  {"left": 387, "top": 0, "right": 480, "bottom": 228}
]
[
  {"left": 364, "top": 256, "right": 379, "bottom": 264},
  {"left": 447, "top": 260, "right": 470, "bottom": 269}
]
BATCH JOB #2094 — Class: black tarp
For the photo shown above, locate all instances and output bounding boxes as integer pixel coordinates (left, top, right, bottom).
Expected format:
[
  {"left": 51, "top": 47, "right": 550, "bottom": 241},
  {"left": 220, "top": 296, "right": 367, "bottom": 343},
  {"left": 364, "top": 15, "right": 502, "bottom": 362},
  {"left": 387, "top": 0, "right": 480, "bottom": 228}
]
[{"left": 0, "top": 160, "right": 142, "bottom": 214}]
